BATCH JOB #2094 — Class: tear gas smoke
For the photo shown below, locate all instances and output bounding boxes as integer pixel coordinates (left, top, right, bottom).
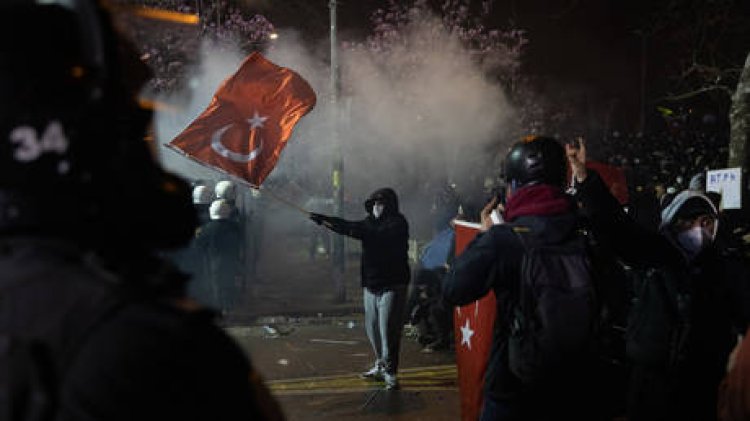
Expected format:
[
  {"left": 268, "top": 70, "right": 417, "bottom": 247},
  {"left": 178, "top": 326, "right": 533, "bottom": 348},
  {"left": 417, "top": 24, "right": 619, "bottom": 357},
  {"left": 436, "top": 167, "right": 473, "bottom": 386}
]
[
  {"left": 154, "top": 13, "right": 518, "bottom": 239},
  {"left": 155, "top": 43, "right": 244, "bottom": 183}
]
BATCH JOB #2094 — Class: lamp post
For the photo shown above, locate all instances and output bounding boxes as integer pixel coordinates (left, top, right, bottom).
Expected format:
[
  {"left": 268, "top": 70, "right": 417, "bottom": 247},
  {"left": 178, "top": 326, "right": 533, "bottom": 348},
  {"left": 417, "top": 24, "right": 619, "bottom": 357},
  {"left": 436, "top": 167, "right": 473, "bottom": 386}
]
[
  {"left": 633, "top": 29, "right": 648, "bottom": 133},
  {"left": 330, "top": 0, "right": 346, "bottom": 303}
]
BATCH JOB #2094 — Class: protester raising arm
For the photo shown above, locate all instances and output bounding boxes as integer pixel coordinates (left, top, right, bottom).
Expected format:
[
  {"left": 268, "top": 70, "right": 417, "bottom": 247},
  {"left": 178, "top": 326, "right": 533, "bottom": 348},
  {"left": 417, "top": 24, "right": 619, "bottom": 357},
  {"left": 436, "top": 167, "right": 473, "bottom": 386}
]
[
  {"left": 442, "top": 198, "right": 509, "bottom": 306},
  {"left": 567, "top": 139, "right": 680, "bottom": 267}
]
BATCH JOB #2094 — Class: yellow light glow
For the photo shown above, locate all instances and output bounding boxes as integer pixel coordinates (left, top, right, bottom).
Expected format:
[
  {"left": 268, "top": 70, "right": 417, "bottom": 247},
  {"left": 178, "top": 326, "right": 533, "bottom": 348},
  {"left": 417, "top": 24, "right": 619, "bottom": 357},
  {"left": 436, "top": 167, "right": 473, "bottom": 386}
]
[
  {"left": 138, "top": 98, "right": 179, "bottom": 113},
  {"left": 132, "top": 7, "right": 199, "bottom": 25},
  {"left": 70, "top": 66, "right": 85, "bottom": 78}
]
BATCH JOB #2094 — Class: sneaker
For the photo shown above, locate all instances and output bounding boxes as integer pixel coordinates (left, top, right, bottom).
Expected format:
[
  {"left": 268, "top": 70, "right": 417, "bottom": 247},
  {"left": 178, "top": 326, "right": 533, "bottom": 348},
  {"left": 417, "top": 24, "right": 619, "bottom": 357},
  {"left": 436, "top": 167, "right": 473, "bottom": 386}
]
[
  {"left": 383, "top": 373, "right": 399, "bottom": 390},
  {"left": 360, "top": 365, "right": 383, "bottom": 380}
]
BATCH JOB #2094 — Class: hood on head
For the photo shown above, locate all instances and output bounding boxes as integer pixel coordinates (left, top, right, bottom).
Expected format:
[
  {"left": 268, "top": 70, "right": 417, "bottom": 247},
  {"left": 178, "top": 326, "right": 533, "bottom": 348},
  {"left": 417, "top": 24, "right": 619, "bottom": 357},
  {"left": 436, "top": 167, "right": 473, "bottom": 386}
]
[
  {"left": 364, "top": 188, "right": 399, "bottom": 215},
  {"left": 659, "top": 189, "right": 718, "bottom": 231}
]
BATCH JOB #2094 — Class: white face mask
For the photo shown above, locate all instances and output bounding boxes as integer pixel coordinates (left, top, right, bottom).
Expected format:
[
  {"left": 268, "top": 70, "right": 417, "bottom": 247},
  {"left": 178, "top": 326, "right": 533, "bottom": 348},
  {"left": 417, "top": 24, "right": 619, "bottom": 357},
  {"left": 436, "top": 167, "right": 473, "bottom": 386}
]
[
  {"left": 676, "top": 226, "right": 714, "bottom": 259},
  {"left": 372, "top": 204, "right": 385, "bottom": 219}
]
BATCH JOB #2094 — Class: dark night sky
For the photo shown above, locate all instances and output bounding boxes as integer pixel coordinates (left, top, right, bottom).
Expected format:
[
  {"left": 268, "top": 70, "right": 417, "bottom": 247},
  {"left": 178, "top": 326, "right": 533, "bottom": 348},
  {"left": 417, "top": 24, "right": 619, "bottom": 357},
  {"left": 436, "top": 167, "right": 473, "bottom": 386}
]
[
  {"left": 263, "top": 0, "right": 642, "bottom": 82},
  {"left": 256, "top": 0, "right": 749, "bottom": 129}
]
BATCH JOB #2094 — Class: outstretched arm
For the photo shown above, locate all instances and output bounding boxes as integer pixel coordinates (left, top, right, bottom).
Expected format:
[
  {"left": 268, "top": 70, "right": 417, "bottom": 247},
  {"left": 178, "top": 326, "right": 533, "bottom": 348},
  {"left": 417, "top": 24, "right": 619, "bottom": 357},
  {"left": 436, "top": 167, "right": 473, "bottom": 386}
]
[{"left": 309, "top": 213, "right": 365, "bottom": 239}]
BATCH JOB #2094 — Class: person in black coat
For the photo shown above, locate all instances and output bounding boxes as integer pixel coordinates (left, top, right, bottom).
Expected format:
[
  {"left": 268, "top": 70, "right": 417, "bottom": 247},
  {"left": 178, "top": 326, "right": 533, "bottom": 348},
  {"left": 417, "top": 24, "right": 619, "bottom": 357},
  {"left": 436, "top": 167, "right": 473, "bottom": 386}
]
[
  {"left": 194, "top": 199, "right": 243, "bottom": 313},
  {"left": 568, "top": 139, "right": 750, "bottom": 421},
  {"left": 0, "top": 2, "right": 283, "bottom": 419},
  {"left": 310, "top": 188, "right": 410, "bottom": 390},
  {"left": 443, "top": 136, "right": 600, "bottom": 421}
]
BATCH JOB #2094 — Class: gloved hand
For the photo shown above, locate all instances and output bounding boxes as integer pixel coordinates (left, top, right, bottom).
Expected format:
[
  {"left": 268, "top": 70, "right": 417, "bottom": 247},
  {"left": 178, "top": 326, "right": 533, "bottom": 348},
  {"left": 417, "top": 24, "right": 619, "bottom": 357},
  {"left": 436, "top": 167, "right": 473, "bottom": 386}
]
[{"left": 309, "top": 213, "right": 326, "bottom": 225}]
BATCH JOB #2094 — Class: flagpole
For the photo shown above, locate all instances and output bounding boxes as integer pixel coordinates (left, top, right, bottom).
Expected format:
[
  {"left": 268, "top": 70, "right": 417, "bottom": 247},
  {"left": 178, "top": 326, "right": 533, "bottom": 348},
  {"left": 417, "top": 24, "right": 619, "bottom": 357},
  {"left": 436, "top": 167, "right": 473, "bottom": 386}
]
[
  {"left": 256, "top": 186, "right": 309, "bottom": 215},
  {"left": 330, "top": 0, "right": 346, "bottom": 303},
  {"left": 163, "top": 143, "right": 310, "bottom": 215}
]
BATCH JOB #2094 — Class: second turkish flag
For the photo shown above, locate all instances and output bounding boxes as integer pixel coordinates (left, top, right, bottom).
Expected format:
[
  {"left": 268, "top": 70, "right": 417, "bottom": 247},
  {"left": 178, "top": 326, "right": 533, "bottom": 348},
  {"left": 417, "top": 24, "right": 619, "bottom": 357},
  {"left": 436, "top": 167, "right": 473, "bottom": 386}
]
[{"left": 453, "top": 221, "right": 497, "bottom": 421}]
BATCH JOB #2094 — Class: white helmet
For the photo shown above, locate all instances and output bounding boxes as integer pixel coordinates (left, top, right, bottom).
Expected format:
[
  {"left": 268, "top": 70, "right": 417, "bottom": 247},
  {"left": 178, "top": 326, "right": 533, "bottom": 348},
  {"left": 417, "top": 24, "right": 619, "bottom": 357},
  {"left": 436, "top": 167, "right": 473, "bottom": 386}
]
[
  {"left": 215, "top": 180, "right": 237, "bottom": 201},
  {"left": 209, "top": 199, "right": 232, "bottom": 220},
  {"left": 192, "top": 185, "right": 213, "bottom": 205}
]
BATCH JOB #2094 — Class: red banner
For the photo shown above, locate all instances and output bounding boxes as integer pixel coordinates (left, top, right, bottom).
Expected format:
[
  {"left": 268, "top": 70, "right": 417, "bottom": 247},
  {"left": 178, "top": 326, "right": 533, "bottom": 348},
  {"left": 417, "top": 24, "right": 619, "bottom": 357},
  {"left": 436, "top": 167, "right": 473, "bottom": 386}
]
[
  {"left": 168, "top": 52, "right": 316, "bottom": 186},
  {"left": 586, "top": 161, "right": 628, "bottom": 205},
  {"left": 453, "top": 221, "right": 496, "bottom": 421}
]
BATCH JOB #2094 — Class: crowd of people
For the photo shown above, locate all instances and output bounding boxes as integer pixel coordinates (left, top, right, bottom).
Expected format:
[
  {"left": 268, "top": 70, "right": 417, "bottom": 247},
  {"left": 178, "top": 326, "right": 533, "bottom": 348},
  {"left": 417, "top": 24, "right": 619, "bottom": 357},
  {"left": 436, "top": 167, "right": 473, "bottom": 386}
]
[
  {"left": 443, "top": 136, "right": 750, "bottom": 420},
  {"left": 4, "top": 1, "right": 750, "bottom": 421},
  {"left": 594, "top": 124, "right": 729, "bottom": 192}
]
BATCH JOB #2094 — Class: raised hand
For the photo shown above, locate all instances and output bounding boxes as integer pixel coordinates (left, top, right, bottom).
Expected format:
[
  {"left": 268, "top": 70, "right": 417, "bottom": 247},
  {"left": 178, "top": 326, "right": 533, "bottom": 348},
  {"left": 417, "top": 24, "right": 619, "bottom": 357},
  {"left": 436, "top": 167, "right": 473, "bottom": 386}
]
[
  {"left": 565, "top": 137, "right": 588, "bottom": 183},
  {"left": 480, "top": 196, "right": 501, "bottom": 232}
]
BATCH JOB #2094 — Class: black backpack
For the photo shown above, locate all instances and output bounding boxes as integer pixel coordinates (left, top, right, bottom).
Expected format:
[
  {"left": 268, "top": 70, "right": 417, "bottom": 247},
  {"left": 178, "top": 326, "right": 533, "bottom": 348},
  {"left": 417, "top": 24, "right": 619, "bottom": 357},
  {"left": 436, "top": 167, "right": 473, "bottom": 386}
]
[
  {"left": 625, "top": 266, "right": 691, "bottom": 370},
  {"left": 508, "top": 227, "right": 599, "bottom": 385}
]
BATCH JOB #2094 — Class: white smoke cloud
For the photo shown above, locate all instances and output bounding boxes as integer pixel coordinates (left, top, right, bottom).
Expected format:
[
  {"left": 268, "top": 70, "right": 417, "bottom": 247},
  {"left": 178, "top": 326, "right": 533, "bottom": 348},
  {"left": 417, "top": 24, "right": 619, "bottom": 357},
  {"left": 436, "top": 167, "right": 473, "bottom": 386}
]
[
  {"left": 153, "top": 13, "right": 518, "bottom": 237},
  {"left": 154, "top": 42, "right": 244, "bottom": 183}
]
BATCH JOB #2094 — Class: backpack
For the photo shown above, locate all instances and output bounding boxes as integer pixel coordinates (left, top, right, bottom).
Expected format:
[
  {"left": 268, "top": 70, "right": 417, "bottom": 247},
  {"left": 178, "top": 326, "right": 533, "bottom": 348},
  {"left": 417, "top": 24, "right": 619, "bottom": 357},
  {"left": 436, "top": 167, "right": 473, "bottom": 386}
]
[
  {"left": 508, "top": 227, "right": 598, "bottom": 385},
  {"left": 625, "top": 266, "right": 691, "bottom": 370}
]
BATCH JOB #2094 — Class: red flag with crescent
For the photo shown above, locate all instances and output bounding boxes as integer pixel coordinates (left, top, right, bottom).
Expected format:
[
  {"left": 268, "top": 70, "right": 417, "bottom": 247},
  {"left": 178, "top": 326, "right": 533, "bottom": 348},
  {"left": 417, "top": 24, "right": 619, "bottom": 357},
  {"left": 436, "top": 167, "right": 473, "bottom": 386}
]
[
  {"left": 168, "top": 52, "right": 316, "bottom": 186},
  {"left": 452, "top": 220, "right": 497, "bottom": 421}
]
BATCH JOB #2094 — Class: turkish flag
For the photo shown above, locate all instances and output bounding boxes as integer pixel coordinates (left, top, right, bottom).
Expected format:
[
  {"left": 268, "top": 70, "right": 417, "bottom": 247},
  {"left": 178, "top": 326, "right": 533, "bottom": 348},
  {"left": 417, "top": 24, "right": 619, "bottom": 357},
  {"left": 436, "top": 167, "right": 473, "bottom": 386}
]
[
  {"left": 453, "top": 220, "right": 496, "bottom": 421},
  {"left": 168, "top": 52, "right": 316, "bottom": 186}
]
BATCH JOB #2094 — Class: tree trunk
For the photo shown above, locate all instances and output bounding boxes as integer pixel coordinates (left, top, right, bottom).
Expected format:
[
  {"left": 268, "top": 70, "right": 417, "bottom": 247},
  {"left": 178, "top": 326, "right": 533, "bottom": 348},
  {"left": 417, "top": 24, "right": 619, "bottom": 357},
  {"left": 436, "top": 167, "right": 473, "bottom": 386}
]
[{"left": 728, "top": 52, "right": 750, "bottom": 169}]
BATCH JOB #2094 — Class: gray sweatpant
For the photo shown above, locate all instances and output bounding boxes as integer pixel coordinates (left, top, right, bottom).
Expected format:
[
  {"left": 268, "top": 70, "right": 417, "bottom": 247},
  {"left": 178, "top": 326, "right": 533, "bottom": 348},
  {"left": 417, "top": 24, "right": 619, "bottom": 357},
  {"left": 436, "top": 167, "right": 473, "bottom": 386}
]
[{"left": 363, "top": 285, "right": 407, "bottom": 375}]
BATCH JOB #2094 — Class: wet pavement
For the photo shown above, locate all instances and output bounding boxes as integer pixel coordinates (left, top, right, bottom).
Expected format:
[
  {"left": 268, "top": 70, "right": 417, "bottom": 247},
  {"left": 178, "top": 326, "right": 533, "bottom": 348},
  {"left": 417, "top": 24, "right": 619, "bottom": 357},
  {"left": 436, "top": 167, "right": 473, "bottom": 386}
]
[
  {"left": 227, "top": 316, "right": 460, "bottom": 420},
  {"left": 221, "top": 209, "right": 461, "bottom": 420}
]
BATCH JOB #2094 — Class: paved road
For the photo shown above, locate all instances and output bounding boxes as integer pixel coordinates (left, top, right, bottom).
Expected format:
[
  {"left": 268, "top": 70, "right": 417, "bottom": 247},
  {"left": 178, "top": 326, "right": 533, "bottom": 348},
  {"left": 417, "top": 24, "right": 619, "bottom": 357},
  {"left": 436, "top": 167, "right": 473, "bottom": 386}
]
[
  {"left": 228, "top": 317, "right": 461, "bottom": 420},
  {"left": 221, "top": 207, "right": 461, "bottom": 419}
]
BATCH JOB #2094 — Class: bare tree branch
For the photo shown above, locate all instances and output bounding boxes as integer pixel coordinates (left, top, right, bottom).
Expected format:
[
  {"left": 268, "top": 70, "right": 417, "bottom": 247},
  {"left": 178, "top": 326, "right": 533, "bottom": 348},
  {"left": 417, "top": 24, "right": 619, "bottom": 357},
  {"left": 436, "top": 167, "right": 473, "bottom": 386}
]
[{"left": 659, "top": 84, "right": 734, "bottom": 102}]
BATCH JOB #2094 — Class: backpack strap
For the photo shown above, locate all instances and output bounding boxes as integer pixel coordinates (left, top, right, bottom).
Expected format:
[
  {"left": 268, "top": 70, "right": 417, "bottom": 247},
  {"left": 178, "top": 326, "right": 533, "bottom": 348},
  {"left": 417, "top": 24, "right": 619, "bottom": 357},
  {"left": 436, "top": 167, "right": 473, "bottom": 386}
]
[
  {"left": 510, "top": 225, "right": 532, "bottom": 251},
  {"left": 509, "top": 226, "right": 534, "bottom": 336}
]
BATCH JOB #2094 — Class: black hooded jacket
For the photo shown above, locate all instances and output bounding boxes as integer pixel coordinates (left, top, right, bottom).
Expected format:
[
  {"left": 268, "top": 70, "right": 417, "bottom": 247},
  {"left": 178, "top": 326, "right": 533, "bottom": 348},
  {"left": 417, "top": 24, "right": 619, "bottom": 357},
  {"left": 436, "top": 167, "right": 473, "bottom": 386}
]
[
  {"left": 0, "top": 237, "right": 277, "bottom": 421},
  {"left": 574, "top": 171, "right": 750, "bottom": 420},
  {"left": 315, "top": 188, "right": 410, "bottom": 289},
  {"left": 442, "top": 187, "right": 583, "bottom": 404}
]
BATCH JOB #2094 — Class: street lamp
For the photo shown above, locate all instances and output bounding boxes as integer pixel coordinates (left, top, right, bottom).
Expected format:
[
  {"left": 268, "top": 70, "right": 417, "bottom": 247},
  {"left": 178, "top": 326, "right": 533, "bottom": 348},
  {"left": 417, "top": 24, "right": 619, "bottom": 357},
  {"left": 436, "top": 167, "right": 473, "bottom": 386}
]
[{"left": 330, "top": 0, "right": 345, "bottom": 303}]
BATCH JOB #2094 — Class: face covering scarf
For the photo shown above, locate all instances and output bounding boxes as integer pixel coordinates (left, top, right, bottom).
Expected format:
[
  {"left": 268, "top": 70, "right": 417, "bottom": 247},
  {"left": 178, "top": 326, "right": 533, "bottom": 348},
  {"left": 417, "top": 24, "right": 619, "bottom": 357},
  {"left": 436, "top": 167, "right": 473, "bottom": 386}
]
[
  {"left": 677, "top": 225, "right": 714, "bottom": 259},
  {"left": 372, "top": 204, "right": 384, "bottom": 219}
]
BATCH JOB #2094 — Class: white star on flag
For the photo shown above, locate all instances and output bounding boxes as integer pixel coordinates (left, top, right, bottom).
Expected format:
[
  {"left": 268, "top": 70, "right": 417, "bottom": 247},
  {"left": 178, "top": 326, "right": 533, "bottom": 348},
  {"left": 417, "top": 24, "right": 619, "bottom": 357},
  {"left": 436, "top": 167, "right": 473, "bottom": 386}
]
[
  {"left": 460, "top": 319, "right": 475, "bottom": 350},
  {"left": 248, "top": 111, "right": 268, "bottom": 129}
]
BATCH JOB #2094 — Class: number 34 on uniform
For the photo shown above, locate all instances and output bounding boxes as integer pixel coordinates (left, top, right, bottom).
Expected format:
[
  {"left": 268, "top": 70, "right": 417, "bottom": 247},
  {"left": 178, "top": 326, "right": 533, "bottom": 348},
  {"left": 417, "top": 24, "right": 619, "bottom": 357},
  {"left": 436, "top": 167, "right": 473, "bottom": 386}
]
[{"left": 9, "top": 121, "right": 69, "bottom": 163}]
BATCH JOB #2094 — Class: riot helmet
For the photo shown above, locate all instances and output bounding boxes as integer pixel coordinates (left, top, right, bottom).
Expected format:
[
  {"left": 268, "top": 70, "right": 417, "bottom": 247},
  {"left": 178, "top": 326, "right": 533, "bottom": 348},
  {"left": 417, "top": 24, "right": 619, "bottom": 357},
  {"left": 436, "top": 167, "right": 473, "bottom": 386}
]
[
  {"left": 192, "top": 185, "right": 213, "bottom": 205},
  {"left": 504, "top": 136, "right": 567, "bottom": 190},
  {"left": 0, "top": 0, "right": 196, "bottom": 249},
  {"left": 215, "top": 180, "right": 237, "bottom": 202},
  {"left": 209, "top": 199, "right": 232, "bottom": 221}
]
